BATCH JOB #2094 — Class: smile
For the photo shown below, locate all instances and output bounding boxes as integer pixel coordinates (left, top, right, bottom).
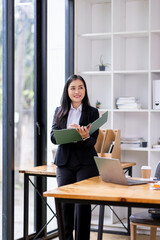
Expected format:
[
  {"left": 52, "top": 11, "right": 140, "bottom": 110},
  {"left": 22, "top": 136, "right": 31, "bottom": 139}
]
[{"left": 74, "top": 95, "right": 81, "bottom": 98}]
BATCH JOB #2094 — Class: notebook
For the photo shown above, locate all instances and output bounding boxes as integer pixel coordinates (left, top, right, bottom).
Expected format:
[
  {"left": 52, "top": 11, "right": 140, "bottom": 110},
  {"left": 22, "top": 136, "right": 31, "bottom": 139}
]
[{"left": 94, "top": 156, "right": 149, "bottom": 186}]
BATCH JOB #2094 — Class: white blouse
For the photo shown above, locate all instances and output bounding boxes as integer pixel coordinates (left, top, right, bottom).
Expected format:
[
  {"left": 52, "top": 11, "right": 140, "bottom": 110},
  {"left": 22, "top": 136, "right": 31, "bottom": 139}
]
[{"left": 67, "top": 104, "right": 82, "bottom": 128}]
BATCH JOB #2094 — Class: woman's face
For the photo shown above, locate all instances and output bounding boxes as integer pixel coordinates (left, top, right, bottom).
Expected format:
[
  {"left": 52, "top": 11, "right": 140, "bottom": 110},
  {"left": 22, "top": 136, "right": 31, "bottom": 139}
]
[{"left": 68, "top": 79, "right": 85, "bottom": 107}]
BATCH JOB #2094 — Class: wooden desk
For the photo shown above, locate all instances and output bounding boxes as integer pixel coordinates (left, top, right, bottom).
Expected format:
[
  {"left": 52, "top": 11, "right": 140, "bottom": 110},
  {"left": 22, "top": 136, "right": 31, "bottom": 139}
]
[
  {"left": 121, "top": 161, "right": 136, "bottom": 170},
  {"left": 44, "top": 176, "right": 160, "bottom": 240},
  {"left": 19, "top": 162, "right": 135, "bottom": 239},
  {"left": 19, "top": 164, "right": 57, "bottom": 176},
  {"left": 19, "top": 165, "right": 57, "bottom": 240},
  {"left": 19, "top": 162, "right": 134, "bottom": 176}
]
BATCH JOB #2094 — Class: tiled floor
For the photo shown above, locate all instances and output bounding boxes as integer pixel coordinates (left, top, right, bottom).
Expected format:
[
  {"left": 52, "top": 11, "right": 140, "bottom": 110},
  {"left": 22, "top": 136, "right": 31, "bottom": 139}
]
[
  {"left": 54, "top": 231, "right": 160, "bottom": 240},
  {"left": 89, "top": 232, "right": 160, "bottom": 240}
]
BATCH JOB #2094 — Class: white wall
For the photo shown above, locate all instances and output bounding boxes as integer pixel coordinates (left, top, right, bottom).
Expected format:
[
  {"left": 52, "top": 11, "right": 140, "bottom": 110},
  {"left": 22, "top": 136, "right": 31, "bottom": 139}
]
[
  {"left": 47, "top": 0, "right": 65, "bottom": 231},
  {"left": 47, "top": 0, "right": 65, "bottom": 165}
]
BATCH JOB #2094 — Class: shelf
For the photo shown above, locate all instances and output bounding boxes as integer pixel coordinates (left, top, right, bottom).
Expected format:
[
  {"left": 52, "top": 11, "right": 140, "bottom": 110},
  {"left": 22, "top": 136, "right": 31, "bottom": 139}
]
[
  {"left": 121, "top": 147, "right": 148, "bottom": 152},
  {"left": 150, "top": 110, "right": 160, "bottom": 112},
  {"left": 113, "top": 109, "right": 148, "bottom": 112},
  {"left": 113, "top": 34, "right": 148, "bottom": 71},
  {"left": 84, "top": 75, "right": 111, "bottom": 109},
  {"left": 151, "top": 30, "right": 160, "bottom": 33},
  {"left": 113, "top": 70, "right": 148, "bottom": 74},
  {"left": 76, "top": 0, "right": 111, "bottom": 35},
  {"left": 113, "top": 0, "right": 149, "bottom": 32},
  {"left": 77, "top": 37, "right": 111, "bottom": 72},
  {"left": 85, "top": 0, "right": 111, "bottom": 4},
  {"left": 79, "top": 71, "right": 111, "bottom": 75},
  {"left": 98, "top": 109, "right": 110, "bottom": 113},
  {"left": 96, "top": 109, "right": 149, "bottom": 113},
  {"left": 150, "top": 149, "right": 160, "bottom": 152},
  {"left": 151, "top": 70, "right": 160, "bottom": 73},
  {"left": 151, "top": 32, "right": 160, "bottom": 70},
  {"left": 78, "top": 31, "right": 149, "bottom": 39},
  {"left": 78, "top": 33, "right": 111, "bottom": 40},
  {"left": 75, "top": 0, "right": 160, "bottom": 232},
  {"left": 113, "top": 112, "right": 148, "bottom": 144},
  {"left": 150, "top": 112, "right": 160, "bottom": 147},
  {"left": 114, "top": 31, "right": 149, "bottom": 38},
  {"left": 151, "top": 0, "right": 160, "bottom": 30},
  {"left": 99, "top": 109, "right": 149, "bottom": 113}
]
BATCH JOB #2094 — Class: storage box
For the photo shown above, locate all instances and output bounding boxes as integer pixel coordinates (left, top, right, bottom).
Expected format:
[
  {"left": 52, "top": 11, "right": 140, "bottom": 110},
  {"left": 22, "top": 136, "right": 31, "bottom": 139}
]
[{"left": 95, "top": 129, "right": 121, "bottom": 160}]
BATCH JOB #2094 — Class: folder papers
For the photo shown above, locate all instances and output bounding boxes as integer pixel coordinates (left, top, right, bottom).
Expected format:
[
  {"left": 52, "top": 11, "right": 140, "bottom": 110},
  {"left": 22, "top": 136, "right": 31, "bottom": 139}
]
[{"left": 54, "top": 111, "right": 108, "bottom": 145}]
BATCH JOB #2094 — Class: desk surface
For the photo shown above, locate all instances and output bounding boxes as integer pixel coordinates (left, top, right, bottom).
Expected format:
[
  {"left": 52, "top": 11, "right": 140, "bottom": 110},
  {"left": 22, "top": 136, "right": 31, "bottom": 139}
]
[
  {"left": 19, "top": 164, "right": 57, "bottom": 176},
  {"left": 19, "top": 162, "right": 135, "bottom": 176},
  {"left": 43, "top": 176, "right": 160, "bottom": 204},
  {"left": 121, "top": 162, "right": 136, "bottom": 169}
]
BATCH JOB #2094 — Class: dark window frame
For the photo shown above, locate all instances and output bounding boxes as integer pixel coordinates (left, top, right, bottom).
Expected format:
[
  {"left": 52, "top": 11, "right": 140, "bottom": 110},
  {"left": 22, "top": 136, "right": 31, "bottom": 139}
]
[
  {"left": 2, "top": 0, "right": 15, "bottom": 239},
  {"left": 65, "top": 0, "right": 74, "bottom": 80}
]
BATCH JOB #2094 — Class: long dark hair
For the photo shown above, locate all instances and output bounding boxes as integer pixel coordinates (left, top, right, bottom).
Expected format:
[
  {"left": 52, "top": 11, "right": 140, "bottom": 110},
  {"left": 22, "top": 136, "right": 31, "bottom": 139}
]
[{"left": 55, "top": 74, "right": 90, "bottom": 127}]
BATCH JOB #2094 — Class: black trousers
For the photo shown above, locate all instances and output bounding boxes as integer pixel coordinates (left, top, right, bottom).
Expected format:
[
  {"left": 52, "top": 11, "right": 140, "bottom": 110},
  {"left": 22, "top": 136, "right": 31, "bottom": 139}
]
[{"left": 56, "top": 164, "right": 99, "bottom": 240}]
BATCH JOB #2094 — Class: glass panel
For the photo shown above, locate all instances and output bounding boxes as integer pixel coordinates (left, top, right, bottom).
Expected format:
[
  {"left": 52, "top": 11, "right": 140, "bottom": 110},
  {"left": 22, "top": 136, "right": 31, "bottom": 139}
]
[
  {"left": 47, "top": 0, "right": 65, "bottom": 232},
  {"left": 0, "top": 0, "right": 2, "bottom": 238},
  {"left": 14, "top": 0, "right": 35, "bottom": 238}
]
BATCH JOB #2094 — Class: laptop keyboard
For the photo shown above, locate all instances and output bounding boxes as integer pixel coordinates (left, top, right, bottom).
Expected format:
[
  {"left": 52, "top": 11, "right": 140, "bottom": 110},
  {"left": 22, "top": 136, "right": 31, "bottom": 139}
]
[{"left": 127, "top": 179, "right": 148, "bottom": 185}]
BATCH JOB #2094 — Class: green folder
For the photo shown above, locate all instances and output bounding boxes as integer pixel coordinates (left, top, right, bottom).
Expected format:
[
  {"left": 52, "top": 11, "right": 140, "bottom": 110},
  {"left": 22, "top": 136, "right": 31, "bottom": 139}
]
[{"left": 54, "top": 111, "right": 108, "bottom": 145}]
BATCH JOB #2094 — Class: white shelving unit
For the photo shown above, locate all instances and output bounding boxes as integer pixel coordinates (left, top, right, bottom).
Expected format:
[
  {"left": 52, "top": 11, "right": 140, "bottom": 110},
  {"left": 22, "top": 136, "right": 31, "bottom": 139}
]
[{"left": 75, "top": 0, "right": 160, "bottom": 233}]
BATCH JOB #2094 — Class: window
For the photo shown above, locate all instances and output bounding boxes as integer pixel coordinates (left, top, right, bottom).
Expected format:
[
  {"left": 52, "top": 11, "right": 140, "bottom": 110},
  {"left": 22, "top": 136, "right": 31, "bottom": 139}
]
[{"left": 14, "top": 0, "right": 35, "bottom": 238}]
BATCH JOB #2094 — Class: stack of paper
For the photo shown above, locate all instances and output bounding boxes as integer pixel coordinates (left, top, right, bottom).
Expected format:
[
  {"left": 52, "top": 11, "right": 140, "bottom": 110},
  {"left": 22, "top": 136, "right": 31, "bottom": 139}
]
[
  {"left": 121, "top": 137, "right": 144, "bottom": 148},
  {"left": 152, "top": 144, "right": 160, "bottom": 149},
  {"left": 116, "top": 96, "right": 141, "bottom": 109}
]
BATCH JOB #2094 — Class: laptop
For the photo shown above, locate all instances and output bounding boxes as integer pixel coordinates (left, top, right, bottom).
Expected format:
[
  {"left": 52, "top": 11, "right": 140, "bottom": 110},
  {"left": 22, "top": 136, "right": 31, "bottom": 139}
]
[{"left": 94, "top": 156, "right": 149, "bottom": 186}]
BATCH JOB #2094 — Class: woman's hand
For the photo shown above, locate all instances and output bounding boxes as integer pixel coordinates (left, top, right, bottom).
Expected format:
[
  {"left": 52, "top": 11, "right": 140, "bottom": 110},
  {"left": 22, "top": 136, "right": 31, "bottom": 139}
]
[{"left": 76, "top": 124, "right": 92, "bottom": 140}]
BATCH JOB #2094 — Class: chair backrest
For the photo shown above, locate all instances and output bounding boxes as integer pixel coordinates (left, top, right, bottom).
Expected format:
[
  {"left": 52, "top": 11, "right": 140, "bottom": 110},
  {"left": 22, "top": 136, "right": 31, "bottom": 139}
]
[
  {"left": 154, "top": 161, "right": 160, "bottom": 180},
  {"left": 148, "top": 161, "right": 160, "bottom": 217}
]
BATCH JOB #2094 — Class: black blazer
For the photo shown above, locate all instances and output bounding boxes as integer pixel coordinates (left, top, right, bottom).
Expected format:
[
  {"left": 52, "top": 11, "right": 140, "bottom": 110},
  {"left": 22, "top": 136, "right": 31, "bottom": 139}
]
[{"left": 50, "top": 105, "right": 99, "bottom": 166}]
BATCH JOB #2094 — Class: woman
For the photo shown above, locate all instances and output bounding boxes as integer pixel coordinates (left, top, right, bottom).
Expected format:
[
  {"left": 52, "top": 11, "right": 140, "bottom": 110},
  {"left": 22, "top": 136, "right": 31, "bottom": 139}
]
[{"left": 50, "top": 74, "right": 99, "bottom": 240}]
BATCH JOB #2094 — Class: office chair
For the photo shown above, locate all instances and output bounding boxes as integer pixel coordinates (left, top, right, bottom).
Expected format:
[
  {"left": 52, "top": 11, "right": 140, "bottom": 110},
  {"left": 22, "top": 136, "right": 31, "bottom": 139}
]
[{"left": 130, "top": 161, "right": 160, "bottom": 240}]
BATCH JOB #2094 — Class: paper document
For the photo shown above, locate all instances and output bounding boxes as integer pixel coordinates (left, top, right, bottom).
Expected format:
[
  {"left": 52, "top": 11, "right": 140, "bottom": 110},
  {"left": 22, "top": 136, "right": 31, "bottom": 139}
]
[{"left": 54, "top": 111, "right": 108, "bottom": 144}]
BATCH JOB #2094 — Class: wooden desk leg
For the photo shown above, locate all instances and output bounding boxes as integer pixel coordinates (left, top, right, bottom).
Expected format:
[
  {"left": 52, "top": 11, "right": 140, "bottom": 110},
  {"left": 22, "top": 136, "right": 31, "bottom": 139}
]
[
  {"left": 97, "top": 205, "right": 105, "bottom": 240},
  {"left": 24, "top": 174, "right": 29, "bottom": 240},
  {"left": 55, "top": 198, "right": 65, "bottom": 240}
]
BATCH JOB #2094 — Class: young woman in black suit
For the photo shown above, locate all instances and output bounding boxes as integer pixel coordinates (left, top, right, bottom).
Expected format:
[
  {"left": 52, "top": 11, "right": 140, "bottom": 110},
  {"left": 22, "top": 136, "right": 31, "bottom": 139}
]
[{"left": 50, "top": 74, "right": 99, "bottom": 240}]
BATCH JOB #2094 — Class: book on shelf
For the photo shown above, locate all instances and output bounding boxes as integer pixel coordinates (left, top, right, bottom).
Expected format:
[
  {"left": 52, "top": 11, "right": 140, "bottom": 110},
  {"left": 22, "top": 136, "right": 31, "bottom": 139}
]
[
  {"left": 117, "top": 103, "right": 141, "bottom": 109},
  {"left": 116, "top": 96, "right": 141, "bottom": 109},
  {"left": 116, "top": 96, "right": 137, "bottom": 104},
  {"left": 152, "top": 144, "right": 160, "bottom": 149},
  {"left": 121, "top": 137, "right": 144, "bottom": 148},
  {"left": 121, "top": 143, "right": 141, "bottom": 148}
]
